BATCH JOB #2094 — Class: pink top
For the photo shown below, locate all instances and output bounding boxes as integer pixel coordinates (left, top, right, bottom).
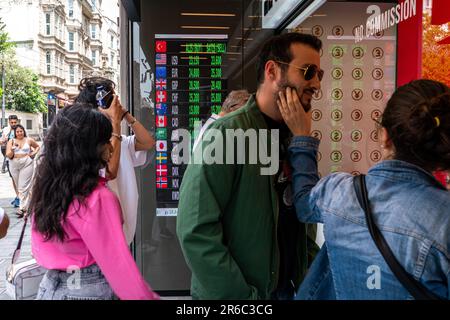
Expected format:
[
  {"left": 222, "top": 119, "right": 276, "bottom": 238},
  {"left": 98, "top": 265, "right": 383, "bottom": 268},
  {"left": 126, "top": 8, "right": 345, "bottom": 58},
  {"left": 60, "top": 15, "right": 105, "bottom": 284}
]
[{"left": 31, "top": 178, "right": 159, "bottom": 300}]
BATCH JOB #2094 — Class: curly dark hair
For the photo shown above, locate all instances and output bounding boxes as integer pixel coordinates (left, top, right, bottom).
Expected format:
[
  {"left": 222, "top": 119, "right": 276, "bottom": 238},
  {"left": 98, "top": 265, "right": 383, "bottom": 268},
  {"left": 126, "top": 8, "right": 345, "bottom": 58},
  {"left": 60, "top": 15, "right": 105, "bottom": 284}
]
[
  {"left": 382, "top": 79, "right": 450, "bottom": 172},
  {"left": 30, "top": 103, "right": 112, "bottom": 241},
  {"left": 74, "top": 76, "right": 116, "bottom": 107}
]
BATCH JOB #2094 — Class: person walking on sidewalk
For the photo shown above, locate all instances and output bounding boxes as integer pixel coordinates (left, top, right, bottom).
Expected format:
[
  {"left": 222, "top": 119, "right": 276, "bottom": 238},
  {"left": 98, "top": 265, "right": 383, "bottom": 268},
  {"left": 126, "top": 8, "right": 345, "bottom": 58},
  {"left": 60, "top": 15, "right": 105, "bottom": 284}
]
[
  {"left": 1, "top": 115, "right": 20, "bottom": 207},
  {"left": 5, "top": 124, "right": 40, "bottom": 218},
  {"left": 30, "top": 104, "right": 159, "bottom": 300}
]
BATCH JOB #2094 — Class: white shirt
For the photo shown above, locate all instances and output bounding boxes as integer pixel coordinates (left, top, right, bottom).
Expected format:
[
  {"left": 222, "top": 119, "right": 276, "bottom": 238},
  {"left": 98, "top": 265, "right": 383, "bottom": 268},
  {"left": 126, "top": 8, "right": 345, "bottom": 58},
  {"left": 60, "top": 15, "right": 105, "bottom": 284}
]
[
  {"left": 107, "top": 135, "right": 148, "bottom": 244},
  {"left": 192, "top": 114, "right": 220, "bottom": 151}
]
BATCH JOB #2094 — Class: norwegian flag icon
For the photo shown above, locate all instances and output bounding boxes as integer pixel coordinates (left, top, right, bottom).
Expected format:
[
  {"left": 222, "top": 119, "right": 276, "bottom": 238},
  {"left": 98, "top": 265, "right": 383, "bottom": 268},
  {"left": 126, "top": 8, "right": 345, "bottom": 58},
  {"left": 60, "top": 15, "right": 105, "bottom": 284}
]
[
  {"left": 156, "top": 115, "right": 167, "bottom": 128},
  {"left": 156, "top": 90, "right": 167, "bottom": 103},
  {"left": 156, "top": 176, "right": 168, "bottom": 189},
  {"left": 155, "top": 78, "right": 167, "bottom": 90}
]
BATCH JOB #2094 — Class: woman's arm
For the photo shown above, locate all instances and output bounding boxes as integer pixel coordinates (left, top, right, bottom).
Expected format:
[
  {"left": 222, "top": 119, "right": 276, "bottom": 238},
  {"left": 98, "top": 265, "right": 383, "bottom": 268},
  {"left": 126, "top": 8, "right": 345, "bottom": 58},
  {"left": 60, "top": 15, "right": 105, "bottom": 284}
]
[
  {"left": 123, "top": 112, "right": 155, "bottom": 151},
  {"left": 5, "top": 139, "right": 14, "bottom": 159},
  {"left": 99, "top": 95, "right": 123, "bottom": 180},
  {"left": 28, "top": 138, "right": 40, "bottom": 158}
]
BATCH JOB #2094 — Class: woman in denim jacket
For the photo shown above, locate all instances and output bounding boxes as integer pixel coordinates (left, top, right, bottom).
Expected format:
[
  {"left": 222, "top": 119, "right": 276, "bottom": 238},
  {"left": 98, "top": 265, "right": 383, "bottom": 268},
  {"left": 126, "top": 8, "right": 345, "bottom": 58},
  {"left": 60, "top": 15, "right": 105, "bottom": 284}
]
[{"left": 277, "top": 79, "right": 449, "bottom": 299}]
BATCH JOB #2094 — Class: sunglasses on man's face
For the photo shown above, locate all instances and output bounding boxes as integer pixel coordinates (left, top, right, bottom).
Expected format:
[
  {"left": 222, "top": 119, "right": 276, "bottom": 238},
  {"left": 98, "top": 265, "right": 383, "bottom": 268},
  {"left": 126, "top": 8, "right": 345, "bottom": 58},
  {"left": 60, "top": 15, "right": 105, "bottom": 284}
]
[{"left": 275, "top": 60, "right": 324, "bottom": 82}]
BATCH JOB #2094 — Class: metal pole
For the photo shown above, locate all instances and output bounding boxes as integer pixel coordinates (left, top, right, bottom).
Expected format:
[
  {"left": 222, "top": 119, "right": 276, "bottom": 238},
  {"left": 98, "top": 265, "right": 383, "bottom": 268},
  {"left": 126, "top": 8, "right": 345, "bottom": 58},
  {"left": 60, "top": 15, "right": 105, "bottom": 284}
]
[{"left": 1, "top": 63, "right": 5, "bottom": 129}]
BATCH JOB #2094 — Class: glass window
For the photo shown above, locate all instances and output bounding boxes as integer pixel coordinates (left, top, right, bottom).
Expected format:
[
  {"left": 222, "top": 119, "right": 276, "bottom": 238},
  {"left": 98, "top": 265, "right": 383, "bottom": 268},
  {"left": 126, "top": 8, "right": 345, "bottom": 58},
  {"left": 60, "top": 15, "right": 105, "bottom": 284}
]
[
  {"left": 45, "top": 13, "right": 51, "bottom": 35},
  {"left": 68, "top": 32, "right": 74, "bottom": 51},
  {"left": 111, "top": 35, "right": 114, "bottom": 49},
  {"left": 91, "top": 24, "right": 96, "bottom": 39},
  {"left": 68, "top": 0, "right": 74, "bottom": 18},
  {"left": 92, "top": 50, "right": 97, "bottom": 65},
  {"left": 26, "top": 120, "right": 32, "bottom": 130},
  {"left": 69, "top": 64, "right": 75, "bottom": 84},
  {"left": 110, "top": 52, "right": 115, "bottom": 68},
  {"left": 46, "top": 51, "right": 51, "bottom": 74}
]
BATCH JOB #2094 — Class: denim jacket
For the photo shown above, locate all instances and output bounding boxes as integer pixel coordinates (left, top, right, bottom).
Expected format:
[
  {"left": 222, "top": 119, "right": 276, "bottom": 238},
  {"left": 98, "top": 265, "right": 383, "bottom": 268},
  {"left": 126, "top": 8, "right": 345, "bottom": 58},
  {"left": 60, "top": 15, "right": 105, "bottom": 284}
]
[{"left": 289, "top": 136, "right": 449, "bottom": 300}]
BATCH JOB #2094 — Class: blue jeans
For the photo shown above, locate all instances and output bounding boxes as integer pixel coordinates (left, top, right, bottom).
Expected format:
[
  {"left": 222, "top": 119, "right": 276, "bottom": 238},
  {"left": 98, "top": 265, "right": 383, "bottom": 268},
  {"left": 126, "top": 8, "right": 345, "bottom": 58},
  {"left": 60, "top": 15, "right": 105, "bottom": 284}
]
[{"left": 36, "top": 264, "right": 117, "bottom": 300}]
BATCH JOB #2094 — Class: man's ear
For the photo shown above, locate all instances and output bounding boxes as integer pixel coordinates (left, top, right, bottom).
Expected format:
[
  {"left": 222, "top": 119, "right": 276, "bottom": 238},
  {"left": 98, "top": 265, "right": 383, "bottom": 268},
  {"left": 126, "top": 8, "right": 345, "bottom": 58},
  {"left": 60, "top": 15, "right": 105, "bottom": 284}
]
[{"left": 264, "top": 60, "right": 278, "bottom": 83}]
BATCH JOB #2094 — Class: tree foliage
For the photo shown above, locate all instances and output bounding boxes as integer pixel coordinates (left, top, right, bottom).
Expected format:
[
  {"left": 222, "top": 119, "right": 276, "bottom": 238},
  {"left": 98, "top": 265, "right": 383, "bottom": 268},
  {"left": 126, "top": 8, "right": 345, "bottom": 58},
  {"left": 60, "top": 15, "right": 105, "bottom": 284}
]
[
  {"left": 422, "top": 13, "right": 450, "bottom": 86},
  {"left": 0, "top": 18, "right": 46, "bottom": 113}
]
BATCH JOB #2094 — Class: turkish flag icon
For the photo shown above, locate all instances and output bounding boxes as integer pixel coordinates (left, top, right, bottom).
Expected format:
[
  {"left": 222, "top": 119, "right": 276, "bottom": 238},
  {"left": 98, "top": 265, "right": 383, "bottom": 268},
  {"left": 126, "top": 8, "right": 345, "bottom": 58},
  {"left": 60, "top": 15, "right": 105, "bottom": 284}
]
[
  {"left": 431, "top": 0, "right": 450, "bottom": 25},
  {"left": 156, "top": 41, "right": 167, "bottom": 53}
]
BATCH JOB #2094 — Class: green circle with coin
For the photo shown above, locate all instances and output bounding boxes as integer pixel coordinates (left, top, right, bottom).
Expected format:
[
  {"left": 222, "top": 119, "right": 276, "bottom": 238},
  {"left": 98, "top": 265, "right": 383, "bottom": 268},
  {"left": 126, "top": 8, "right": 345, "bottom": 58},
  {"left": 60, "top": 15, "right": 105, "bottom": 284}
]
[
  {"left": 331, "top": 130, "right": 343, "bottom": 142},
  {"left": 331, "top": 68, "right": 343, "bottom": 80},
  {"left": 330, "top": 151, "right": 343, "bottom": 162}
]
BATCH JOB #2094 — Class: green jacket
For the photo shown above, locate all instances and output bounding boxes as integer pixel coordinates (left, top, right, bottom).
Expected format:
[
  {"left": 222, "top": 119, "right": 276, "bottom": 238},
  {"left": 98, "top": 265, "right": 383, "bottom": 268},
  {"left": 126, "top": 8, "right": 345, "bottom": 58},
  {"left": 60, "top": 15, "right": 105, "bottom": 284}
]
[{"left": 177, "top": 95, "right": 318, "bottom": 299}]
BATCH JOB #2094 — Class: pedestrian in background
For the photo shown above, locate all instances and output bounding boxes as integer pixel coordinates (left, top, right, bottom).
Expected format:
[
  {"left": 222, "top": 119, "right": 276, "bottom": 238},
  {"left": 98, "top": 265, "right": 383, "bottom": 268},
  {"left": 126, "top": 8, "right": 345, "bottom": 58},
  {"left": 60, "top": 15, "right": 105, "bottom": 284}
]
[
  {"left": 5, "top": 124, "right": 40, "bottom": 218},
  {"left": 30, "top": 104, "right": 158, "bottom": 300},
  {"left": 1, "top": 115, "right": 20, "bottom": 208},
  {"left": 193, "top": 89, "right": 250, "bottom": 150}
]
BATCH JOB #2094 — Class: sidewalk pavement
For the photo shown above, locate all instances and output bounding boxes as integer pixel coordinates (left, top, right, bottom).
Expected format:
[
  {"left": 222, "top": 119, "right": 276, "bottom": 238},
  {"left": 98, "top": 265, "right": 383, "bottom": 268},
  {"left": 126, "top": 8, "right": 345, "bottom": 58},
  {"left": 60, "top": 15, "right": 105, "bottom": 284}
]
[{"left": 0, "top": 153, "right": 32, "bottom": 300}]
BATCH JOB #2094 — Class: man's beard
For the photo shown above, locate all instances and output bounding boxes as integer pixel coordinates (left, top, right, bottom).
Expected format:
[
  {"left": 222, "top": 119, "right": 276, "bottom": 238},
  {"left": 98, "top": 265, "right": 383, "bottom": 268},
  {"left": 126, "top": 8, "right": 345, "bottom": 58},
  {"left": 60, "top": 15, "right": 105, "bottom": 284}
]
[{"left": 275, "top": 74, "right": 313, "bottom": 112}]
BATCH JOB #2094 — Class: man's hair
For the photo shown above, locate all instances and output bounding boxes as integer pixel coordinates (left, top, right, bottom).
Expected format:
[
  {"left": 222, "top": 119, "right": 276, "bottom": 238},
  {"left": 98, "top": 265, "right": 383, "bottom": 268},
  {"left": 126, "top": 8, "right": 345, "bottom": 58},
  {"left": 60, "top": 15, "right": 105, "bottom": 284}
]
[
  {"left": 256, "top": 32, "right": 322, "bottom": 87},
  {"left": 8, "top": 115, "right": 18, "bottom": 121},
  {"left": 221, "top": 90, "right": 250, "bottom": 113}
]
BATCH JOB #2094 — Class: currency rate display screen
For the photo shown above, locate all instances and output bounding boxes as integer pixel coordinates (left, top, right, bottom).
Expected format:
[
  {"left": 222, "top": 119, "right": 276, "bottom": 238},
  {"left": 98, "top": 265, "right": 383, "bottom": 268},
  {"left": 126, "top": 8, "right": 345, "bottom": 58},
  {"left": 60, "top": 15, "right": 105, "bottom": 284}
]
[{"left": 154, "top": 34, "right": 228, "bottom": 216}]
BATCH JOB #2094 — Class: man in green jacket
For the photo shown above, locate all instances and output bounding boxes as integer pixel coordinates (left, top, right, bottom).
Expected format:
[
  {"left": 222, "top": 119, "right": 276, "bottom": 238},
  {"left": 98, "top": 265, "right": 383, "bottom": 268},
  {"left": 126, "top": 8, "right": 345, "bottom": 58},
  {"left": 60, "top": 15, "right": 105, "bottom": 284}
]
[{"left": 177, "top": 33, "right": 323, "bottom": 300}]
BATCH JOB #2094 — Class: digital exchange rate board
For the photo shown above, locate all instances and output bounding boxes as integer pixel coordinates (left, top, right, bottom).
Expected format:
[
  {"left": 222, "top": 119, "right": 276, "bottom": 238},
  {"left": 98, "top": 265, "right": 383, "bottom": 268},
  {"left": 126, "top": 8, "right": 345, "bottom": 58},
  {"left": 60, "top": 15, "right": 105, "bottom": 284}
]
[{"left": 154, "top": 34, "right": 228, "bottom": 216}]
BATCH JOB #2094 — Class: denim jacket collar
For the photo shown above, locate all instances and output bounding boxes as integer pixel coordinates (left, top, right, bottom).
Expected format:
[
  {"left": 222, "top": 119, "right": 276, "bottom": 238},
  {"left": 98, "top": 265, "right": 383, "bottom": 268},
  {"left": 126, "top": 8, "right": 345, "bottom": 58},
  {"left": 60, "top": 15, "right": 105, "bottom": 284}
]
[{"left": 368, "top": 160, "right": 447, "bottom": 190}]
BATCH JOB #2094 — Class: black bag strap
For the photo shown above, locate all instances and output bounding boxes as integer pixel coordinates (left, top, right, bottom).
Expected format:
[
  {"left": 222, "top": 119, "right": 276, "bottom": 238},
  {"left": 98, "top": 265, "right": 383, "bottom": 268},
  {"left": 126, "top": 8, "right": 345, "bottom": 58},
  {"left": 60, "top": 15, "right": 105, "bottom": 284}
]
[
  {"left": 11, "top": 214, "right": 28, "bottom": 265},
  {"left": 353, "top": 174, "right": 441, "bottom": 300}
]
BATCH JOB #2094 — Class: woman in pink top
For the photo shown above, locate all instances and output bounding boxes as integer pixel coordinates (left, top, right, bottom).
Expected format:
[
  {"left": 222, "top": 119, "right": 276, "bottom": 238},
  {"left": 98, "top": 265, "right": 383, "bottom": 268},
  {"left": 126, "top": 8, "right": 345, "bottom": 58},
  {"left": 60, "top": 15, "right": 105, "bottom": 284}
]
[{"left": 30, "top": 104, "right": 158, "bottom": 300}]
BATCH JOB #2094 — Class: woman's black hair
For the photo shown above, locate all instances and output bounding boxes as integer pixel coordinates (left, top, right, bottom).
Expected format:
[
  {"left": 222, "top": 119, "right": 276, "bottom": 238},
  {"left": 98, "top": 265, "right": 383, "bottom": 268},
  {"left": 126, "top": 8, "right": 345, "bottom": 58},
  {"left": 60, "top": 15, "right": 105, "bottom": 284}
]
[
  {"left": 13, "top": 124, "right": 27, "bottom": 137},
  {"left": 382, "top": 79, "right": 450, "bottom": 172},
  {"left": 30, "top": 103, "right": 112, "bottom": 241},
  {"left": 74, "top": 77, "right": 116, "bottom": 107}
]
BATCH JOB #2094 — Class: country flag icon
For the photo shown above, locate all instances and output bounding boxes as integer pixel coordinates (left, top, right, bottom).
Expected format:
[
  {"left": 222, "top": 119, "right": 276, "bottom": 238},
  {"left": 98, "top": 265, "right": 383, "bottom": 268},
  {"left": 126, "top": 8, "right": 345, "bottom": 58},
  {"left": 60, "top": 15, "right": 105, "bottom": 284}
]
[
  {"left": 156, "top": 53, "right": 167, "bottom": 65},
  {"left": 156, "top": 152, "right": 168, "bottom": 164},
  {"left": 156, "top": 115, "right": 167, "bottom": 128},
  {"left": 156, "top": 140, "right": 168, "bottom": 152},
  {"left": 156, "top": 103, "right": 167, "bottom": 115},
  {"left": 156, "top": 41, "right": 167, "bottom": 53},
  {"left": 156, "top": 66, "right": 167, "bottom": 78},
  {"left": 155, "top": 78, "right": 167, "bottom": 90},
  {"left": 156, "top": 176, "right": 168, "bottom": 189},
  {"left": 156, "top": 90, "right": 167, "bottom": 103},
  {"left": 155, "top": 128, "right": 167, "bottom": 140},
  {"left": 156, "top": 164, "right": 168, "bottom": 176}
]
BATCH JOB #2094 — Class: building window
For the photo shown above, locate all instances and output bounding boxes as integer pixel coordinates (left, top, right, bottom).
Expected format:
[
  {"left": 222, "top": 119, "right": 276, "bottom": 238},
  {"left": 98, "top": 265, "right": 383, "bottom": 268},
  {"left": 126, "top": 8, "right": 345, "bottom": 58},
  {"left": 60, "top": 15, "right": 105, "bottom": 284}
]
[
  {"left": 92, "top": 50, "right": 97, "bottom": 65},
  {"left": 110, "top": 52, "right": 115, "bottom": 68},
  {"left": 110, "top": 35, "right": 114, "bottom": 49},
  {"left": 68, "top": 0, "right": 74, "bottom": 18},
  {"left": 68, "top": 32, "right": 74, "bottom": 51},
  {"left": 26, "top": 120, "right": 32, "bottom": 130},
  {"left": 69, "top": 65, "right": 75, "bottom": 84},
  {"left": 91, "top": 0, "right": 96, "bottom": 10},
  {"left": 45, "top": 13, "right": 51, "bottom": 35},
  {"left": 91, "top": 24, "right": 96, "bottom": 39},
  {"left": 46, "top": 51, "right": 51, "bottom": 74}
]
